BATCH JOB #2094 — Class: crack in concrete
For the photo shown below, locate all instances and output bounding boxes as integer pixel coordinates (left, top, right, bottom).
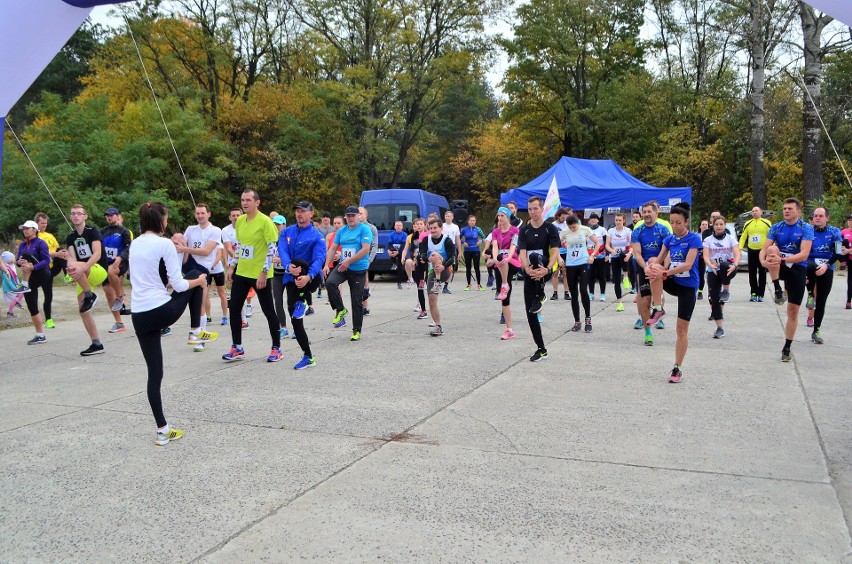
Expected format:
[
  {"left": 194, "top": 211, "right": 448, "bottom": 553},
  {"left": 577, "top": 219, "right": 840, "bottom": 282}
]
[{"left": 447, "top": 407, "right": 519, "bottom": 453}]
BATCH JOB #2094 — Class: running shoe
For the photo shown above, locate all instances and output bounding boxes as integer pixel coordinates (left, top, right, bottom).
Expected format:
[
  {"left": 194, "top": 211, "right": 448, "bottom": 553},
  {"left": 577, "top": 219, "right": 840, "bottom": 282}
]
[
  {"left": 350, "top": 331, "right": 361, "bottom": 341},
  {"left": 564, "top": 292, "right": 571, "bottom": 301},
  {"left": 749, "top": 294, "right": 757, "bottom": 302},
  {"left": 306, "top": 307, "right": 315, "bottom": 316},
  {"left": 292, "top": 300, "right": 307, "bottom": 319},
  {"left": 161, "top": 327, "right": 172, "bottom": 336},
  {"left": 584, "top": 317, "right": 592, "bottom": 332},
  {"left": 155, "top": 428, "right": 184, "bottom": 446},
  {"left": 407, "top": 279, "right": 414, "bottom": 288},
  {"left": 63, "top": 274, "right": 73, "bottom": 283},
  {"left": 111, "top": 295, "right": 125, "bottom": 311},
  {"left": 774, "top": 289, "right": 786, "bottom": 305},
  {"left": 599, "top": 294, "right": 606, "bottom": 302},
  {"left": 294, "top": 355, "right": 316, "bottom": 370},
  {"left": 697, "top": 291, "right": 703, "bottom": 300},
  {"left": 668, "top": 367, "right": 682, "bottom": 383},
  {"left": 655, "top": 319, "right": 665, "bottom": 330},
  {"left": 45, "top": 318, "right": 55, "bottom": 329},
  {"left": 644, "top": 333, "right": 654, "bottom": 346},
  {"left": 267, "top": 346, "right": 283, "bottom": 362},
  {"left": 109, "top": 322, "right": 126, "bottom": 333},
  {"left": 465, "top": 285, "right": 472, "bottom": 292},
  {"left": 811, "top": 330, "right": 824, "bottom": 345},
  {"left": 27, "top": 335, "right": 47, "bottom": 345},
  {"left": 537, "top": 313, "right": 543, "bottom": 323},
  {"left": 398, "top": 282, "right": 403, "bottom": 289},
  {"left": 417, "top": 310, "right": 428, "bottom": 319},
  {"left": 633, "top": 318, "right": 644, "bottom": 330},
  {"left": 781, "top": 348, "right": 791, "bottom": 362},
  {"left": 629, "top": 288, "right": 637, "bottom": 294},
  {"left": 194, "top": 343, "right": 205, "bottom": 352},
  {"left": 720, "top": 290, "right": 730, "bottom": 303},
  {"left": 806, "top": 295, "right": 815, "bottom": 310},
  {"left": 280, "top": 328, "right": 289, "bottom": 339},
  {"left": 241, "top": 321, "right": 249, "bottom": 329},
  {"left": 500, "top": 328, "right": 514, "bottom": 340},
  {"left": 713, "top": 327, "right": 725, "bottom": 339},
  {"left": 479, "top": 285, "right": 485, "bottom": 292},
  {"left": 429, "top": 282, "right": 442, "bottom": 295},
  {"left": 222, "top": 345, "right": 245, "bottom": 361},
  {"left": 847, "top": 300, "right": 851, "bottom": 309},
  {"left": 551, "top": 291, "right": 558, "bottom": 301},
  {"left": 571, "top": 321, "right": 581, "bottom": 332},
  {"left": 616, "top": 303, "right": 625, "bottom": 312},
  {"left": 486, "top": 275, "right": 494, "bottom": 287},
  {"left": 187, "top": 330, "right": 218, "bottom": 345},
  {"left": 757, "top": 296, "right": 765, "bottom": 302},
  {"left": 528, "top": 294, "right": 547, "bottom": 315},
  {"left": 79, "top": 292, "right": 98, "bottom": 313},
  {"left": 317, "top": 289, "right": 323, "bottom": 297},
  {"left": 245, "top": 304, "right": 253, "bottom": 317},
  {"left": 80, "top": 343, "right": 105, "bottom": 356},
  {"left": 430, "top": 325, "right": 443, "bottom": 336},
  {"left": 120, "top": 305, "right": 131, "bottom": 315},
  {"left": 589, "top": 292, "right": 595, "bottom": 301},
  {"left": 646, "top": 308, "right": 666, "bottom": 326},
  {"left": 708, "top": 315, "right": 714, "bottom": 321},
  {"left": 291, "top": 330, "right": 297, "bottom": 339},
  {"left": 530, "top": 349, "right": 548, "bottom": 362},
  {"left": 333, "top": 308, "right": 348, "bottom": 327},
  {"left": 221, "top": 316, "right": 229, "bottom": 325},
  {"left": 6, "top": 311, "right": 14, "bottom": 318},
  {"left": 500, "top": 312, "right": 505, "bottom": 324},
  {"left": 496, "top": 286, "right": 509, "bottom": 301},
  {"left": 363, "top": 308, "right": 371, "bottom": 316},
  {"left": 11, "top": 285, "right": 30, "bottom": 294},
  {"left": 622, "top": 276, "right": 631, "bottom": 290},
  {"left": 806, "top": 317, "right": 814, "bottom": 328}
]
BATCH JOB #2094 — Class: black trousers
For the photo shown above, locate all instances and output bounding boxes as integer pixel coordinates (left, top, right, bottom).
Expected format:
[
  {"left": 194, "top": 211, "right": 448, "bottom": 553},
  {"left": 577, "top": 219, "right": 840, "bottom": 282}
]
[
  {"left": 524, "top": 254, "right": 551, "bottom": 350},
  {"left": 132, "top": 273, "right": 203, "bottom": 428},
  {"left": 610, "top": 257, "right": 627, "bottom": 299},
  {"left": 413, "top": 260, "right": 426, "bottom": 311},
  {"left": 286, "top": 261, "right": 321, "bottom": 357},
  {"left": 229, "top": 273, "right": 279, "bottom": 348},
  {"left": 22, "top": 268, "right": 51, "bottom": 317},
  {"left": 565, "top": 264, "right": 590, "bottom": 321},
  {"left": 463, "top": 251, "right": 481, "bottom": 286},
  {"left": 747, "top": 248, "right": 767, "bottom": 297},
  {"left": 588, "top": 259, "right": 606, "bottom": 295},
  {"left": 806, "top": 266, "right": 833, "bottom": 331},
  {"left": 326, "top": 267, "right": 366, "bottom": 331}
]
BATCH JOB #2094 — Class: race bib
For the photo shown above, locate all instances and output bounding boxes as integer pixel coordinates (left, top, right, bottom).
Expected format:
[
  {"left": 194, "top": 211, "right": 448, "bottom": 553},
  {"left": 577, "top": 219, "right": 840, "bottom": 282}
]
[
  {"left": 342, "top": 247, "right": 356, "bottom": 261},
  {"left": 569, "top": 247, "right": 582, "bottom": 258},
  {"left": 780, "top": 251, "right": 792, "bottom": 268},
  {"left": 105, "top": 247, "right": 118, "bottom": 260},
  {"left": 815, "top": 258, "right": 828, "bottom": 266},
  {"left": 750, "top": 234, "right": 762, "bottom": 245},
  {"left": 239, "top": 245, "right": 255, "bottom": 260},
  {"left": 192, "top": 240, "right": 202, "bottom": 249},
  {"left": 74, "top": 239, "right": 92, "bottom": 259},
  {"left": 669, "top": 260, "right": 689, "bottom": 278}
]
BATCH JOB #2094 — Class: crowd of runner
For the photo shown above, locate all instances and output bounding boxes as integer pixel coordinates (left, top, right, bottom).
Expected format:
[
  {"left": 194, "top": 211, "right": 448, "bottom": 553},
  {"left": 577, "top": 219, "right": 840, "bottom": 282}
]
[{"left": 2, "top": 192, "right": 850, "bottom": 445}]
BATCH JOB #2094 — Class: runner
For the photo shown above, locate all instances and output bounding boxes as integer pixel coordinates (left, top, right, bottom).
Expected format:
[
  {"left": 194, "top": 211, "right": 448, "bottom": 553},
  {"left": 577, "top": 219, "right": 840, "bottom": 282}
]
[
  {"left": 585, "top": 213, "right": 607, "bottom": 301},
  {"left": 359, "top": 206, "right": 379, "bottom": 315},
  {"left": 645, "top": 202, "right": 702, "bottom": 383},
  {"left": 759, "top": 197, "right": 814, "bottom": 362},
  {"left": 506, "top": 201, "right": 524, "bottom": 228},
  {"left": 130, "top": 201, "right": 217, "bottom": 446},
  {"left": 270, "top": 214, "right": 291, "bottom": 341},
  {"left": 842, "top": 214, "right": 852, "bottom": 309},
  {"left": 221, "top": 190, "right": 282, "bottom": 362},
  {"left": 550, "top": 208, "right": 570, "bottom": 301},
  {"left": 387, "top": 220, "right": 408, "bottom": 289},
  {"left": 518, "top": 197, "right": 560, "bottom": 361},
  {"left": 439, "top": 210, "right": 462, "bottom": 294},
  {"left": 419, "top": 218, "right": 455, "bottom": 336},
  {"left": 627, "top": 210, "right": 643, "bottom": 294},
  {"left": 459, "top": 214, "right": 485, "bottom": 291},
  {"left": 205, "top": 242, "right": 229, "bottom": 327},
  {"left": 1, "top": 252, "right": 26, "bottom": 317},
  {"left": 696, "top": 219, "right": 709, "bottom": 300},
  {"left": 605, "top": 213, "right": 632, "bottom": 312},
  {"left": 13, "top": 220, "right": 51, "bottom": 344},
  {"left": 488, "top": 207, "right": 521, "bottom": 339},
  {"left": 64, "top": 204, "right": 109, "bottom": 356},
  {"left": 324, "top": 206, "right": 373, "bottom": 341},
  {"left": 630, "top": 200, "right": 672, "bottom": 346},
  {"left": 33, "top": 213, "right": 62, "bottom": 328},
  {"left": 739, "top": 206, "right": 772, "bottom": 302},
  {"left": 805, "top": 207, "right": 844, "bottom": 344},
  {"left": 560, "top": 215, "right": 597, "bottom": 332},
  {"left": 278, "top": 201, "right": 327, "bottom": 368},
  {"left": 101, "top": 207, "right": 133, "bottom": 334},
  {"left": 703, "top": 216, "right": 740, "bottom": 338}
]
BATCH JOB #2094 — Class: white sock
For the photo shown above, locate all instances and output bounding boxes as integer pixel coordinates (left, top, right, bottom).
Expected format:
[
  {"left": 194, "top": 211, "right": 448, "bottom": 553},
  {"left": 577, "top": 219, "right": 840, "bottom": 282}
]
[
  {"left": 158, "top": 424, "right": 170, "bottom": 434},
  {"left": 200, "top": 316, "right": 208, "bottom": 331}
]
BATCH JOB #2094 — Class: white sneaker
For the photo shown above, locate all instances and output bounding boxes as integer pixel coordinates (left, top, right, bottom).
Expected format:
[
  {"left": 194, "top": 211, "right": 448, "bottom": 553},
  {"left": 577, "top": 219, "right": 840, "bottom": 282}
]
[
  {"left": 194, "top": 343, "right": 205, "bottom": 352},
  {"left": 245, "top": 304, "right": 253, "bottom": 318}
]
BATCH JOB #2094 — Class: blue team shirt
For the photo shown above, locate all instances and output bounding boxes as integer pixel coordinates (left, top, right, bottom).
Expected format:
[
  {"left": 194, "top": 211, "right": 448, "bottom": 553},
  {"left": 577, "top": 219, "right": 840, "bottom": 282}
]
[
  {"left": 632, "top": 222, "right": 671, "bottom": 261},
  {"left": 388, "top": 231, "right": 408, "bottom": 253},
  {"left": 808, "top": 225, "right": 843, "bottom": 270},
  {"left": 663, "top": 231, "right": 703, "bottom": 288},
  {"left": 767, "top": 219, "right": 814, "bottom": 268},
  {"left": 460, "top": 226, "right": 484, "bottom": 251},
  {"left": 334, "top": 223, "right": 374, "bottom": 271}
]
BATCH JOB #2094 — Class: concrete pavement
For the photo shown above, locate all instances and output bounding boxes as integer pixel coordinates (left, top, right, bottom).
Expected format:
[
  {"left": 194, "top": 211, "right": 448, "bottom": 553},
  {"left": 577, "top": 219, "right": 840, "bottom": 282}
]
[{"left": 1, "top": 272, "right": 850, "bottom": 561}]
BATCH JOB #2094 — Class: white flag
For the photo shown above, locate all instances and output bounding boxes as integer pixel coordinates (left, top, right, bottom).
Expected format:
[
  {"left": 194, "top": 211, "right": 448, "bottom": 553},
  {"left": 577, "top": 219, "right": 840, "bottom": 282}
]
[{"left": 543, "top": 174, "right": 560, "bottom": 220}]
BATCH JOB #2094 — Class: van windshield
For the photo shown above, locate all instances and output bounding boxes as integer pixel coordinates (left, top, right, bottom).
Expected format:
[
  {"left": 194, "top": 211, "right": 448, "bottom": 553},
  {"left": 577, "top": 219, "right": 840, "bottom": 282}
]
[{"left": 364, "top": 204, "right": 420, "bottom": 231}]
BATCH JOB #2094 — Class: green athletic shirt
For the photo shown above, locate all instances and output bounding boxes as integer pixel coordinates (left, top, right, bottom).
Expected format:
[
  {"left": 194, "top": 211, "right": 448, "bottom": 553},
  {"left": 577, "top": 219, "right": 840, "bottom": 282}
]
[{"left": 234, "top": 212, "right": 278, "bottom": 279}]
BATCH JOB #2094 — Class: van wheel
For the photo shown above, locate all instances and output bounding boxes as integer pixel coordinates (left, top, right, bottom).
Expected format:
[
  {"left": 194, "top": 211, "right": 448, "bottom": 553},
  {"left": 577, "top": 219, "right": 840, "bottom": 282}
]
[{"left": 368, "top": 272, "right": 376, "bottom": 282}]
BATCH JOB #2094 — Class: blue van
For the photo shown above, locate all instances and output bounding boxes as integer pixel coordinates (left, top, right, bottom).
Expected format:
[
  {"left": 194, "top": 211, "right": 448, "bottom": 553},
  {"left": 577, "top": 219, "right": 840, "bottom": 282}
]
[{"left": 359, "top": 188, "right": 449, "bottom": 276}]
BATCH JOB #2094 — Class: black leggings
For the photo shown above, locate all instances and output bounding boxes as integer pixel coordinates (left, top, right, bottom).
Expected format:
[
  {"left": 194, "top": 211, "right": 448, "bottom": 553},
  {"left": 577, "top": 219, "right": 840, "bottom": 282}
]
[
  {"left": 747, "top": 248, "right": 767, "bottom": 297},
  {"left": 132, "top": 275, "right": 203, "bottom": 428},
  {"left": 50, "top": 258, "right": 67, "bottom": 279},
  {"left": 524, "top": 254, "right": 550, "bottom": 350},
  {"left": 287, "top": 274, "right": 321, "bottom": 357},
  {"left": 847, "top": 262, "right": 852, "bottom": 302},
  {"left": 589, "top": 259, "right": 606, "bottom": 295},
  {"left": 22, "top": 268, "right": 51, "bottom": 317},
  {"left": 565, "top": 264, "right": 590, "bottom": 321},
  {"left": 413, "top": 260, "right": 426, "bottom": 311},
  {"left": 229, "top": 273, "right": 279, "bottom": 348},
  {"left": 326, "top": 266, "right": 367, "bottom": 332},
  {"left": 707, "top": 266, "right": 737, "bottom": 320},
  {"left": 610, "top": 257, "right": 627, "bottom": 299},
  {"left": 272, "top": 273, "right": 289, "bottom": 329},
  {"left": 463, "top": 251, "right": 481, "bottom": 286},
  {"left": 806, "top": 266, "right": 833, "bottom": 330}
]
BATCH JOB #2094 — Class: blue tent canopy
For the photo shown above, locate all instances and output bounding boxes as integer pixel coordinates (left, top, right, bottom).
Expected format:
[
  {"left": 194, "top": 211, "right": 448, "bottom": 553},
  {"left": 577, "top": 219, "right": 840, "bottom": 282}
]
[{"left": 500, "top": 157, "right": 691, "bottom": 211}]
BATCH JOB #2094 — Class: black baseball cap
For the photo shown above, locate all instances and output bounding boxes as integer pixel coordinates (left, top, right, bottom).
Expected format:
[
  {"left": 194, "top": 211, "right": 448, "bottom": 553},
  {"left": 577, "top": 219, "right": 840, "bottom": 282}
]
[
  {"left": 322, "top": 211, "right": 331, "bottom": 218},
  {"left": 294, "top": 201, "right": 314, "bottom": 211},
  {"left": 105, "top": 207, "right": 120, "bottom": 216},
  {"left": 345, "top": 206, "right": 360, "bottom": 216},
  {"left": 588, "top": 213, "right": 600, "bottom": 220}
]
